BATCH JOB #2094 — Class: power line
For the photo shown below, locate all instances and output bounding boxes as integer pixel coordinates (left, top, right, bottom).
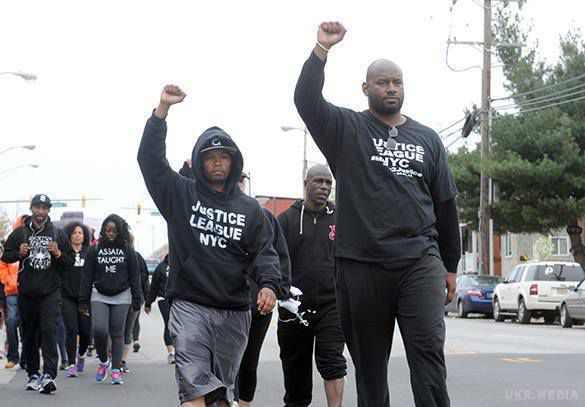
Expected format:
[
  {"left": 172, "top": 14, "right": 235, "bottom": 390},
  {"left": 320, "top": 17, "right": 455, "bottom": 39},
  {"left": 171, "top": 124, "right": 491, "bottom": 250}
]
[
  {"left": 438, "top": 116, "right": 467, "bottom": 134},
  {"left": 507, "top": 93, "right": 585, "bottom": 115},
  {"left": 494, "top": 87, "right": 585, "bottom": 111},
  {"left": 492, "top": 72, "right": 585, "bottom": 101},
  {"left": 441, "top": 126, "right": 465, "bottom": 140},
  {"left": 493, "top": 81, "right": 585, "bottom": 108}
]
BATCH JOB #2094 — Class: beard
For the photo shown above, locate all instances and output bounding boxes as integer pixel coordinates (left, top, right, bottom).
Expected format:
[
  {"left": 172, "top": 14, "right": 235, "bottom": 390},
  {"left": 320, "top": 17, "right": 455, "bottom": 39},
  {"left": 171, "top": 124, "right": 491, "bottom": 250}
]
[{"left": 369, "top": 94, "right": 404, "bottom": 116}]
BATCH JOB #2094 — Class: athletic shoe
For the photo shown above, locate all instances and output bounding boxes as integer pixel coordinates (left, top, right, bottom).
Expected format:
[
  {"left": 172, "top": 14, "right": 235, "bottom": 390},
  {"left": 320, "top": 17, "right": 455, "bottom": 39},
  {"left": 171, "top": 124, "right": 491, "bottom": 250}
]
[
  {"left": 59, "top": 362, "right": 68, "bottom": 371},
  {"left": 25, "top": 374, "right": 41, "bottom": 391},
  {"left": 39, "top": 374, "right": 57, "bottom": 394},
  {"left": 111, "top": 368, "right": 123, "bottom": 385},
  {"left": 5, "top": 361, "right": 17, "bottom": 369},
  {"left": 67, "top": 364, "right": 78, "bottom": 377},
  {"left": 76, "top": 354, "right": 85, "bottom": 373},
  {"left": 86, "top": 345, "right": 94, "bottom": 357},
  {"left": 96, "top": 361, "right": 109, "bottom": 382},
  {"left": 167, "top": 352, "right": 175, "bottom": 364},
  {"left": 133, "top": 342, "right": 140, "bottom": 353},
  {"left": 120, "top": 360, "right": 130, "bottom": 373}
]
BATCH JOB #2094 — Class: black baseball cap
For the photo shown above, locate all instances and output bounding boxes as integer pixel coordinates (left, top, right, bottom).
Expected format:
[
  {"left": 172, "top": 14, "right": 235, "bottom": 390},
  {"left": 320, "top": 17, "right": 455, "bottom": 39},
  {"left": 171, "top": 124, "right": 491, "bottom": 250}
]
[
  {"left": 200, "top": 137, "right": 237, "bottom": 154},
  {"left": 30, "top": 194, "right": 52, "bottom": 208}
]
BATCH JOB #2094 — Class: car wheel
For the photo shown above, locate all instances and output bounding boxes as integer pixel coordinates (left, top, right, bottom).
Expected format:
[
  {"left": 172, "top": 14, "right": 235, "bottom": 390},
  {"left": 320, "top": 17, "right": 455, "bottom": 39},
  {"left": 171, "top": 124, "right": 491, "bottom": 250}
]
[
  {"left": 543, "top": 312, "right": 557, "bottom": 325},
  {"left": 493, "top": 298, "right": 505, "bottom": 322},
  {"left": 457, "top": 300, "right": 468, "bottom": 318},
  {"left": 560, "top": 304, "right": 573, "bottom": 328},
  {"left": 517, "top": 298, "right": 532, "bottom": 324}
]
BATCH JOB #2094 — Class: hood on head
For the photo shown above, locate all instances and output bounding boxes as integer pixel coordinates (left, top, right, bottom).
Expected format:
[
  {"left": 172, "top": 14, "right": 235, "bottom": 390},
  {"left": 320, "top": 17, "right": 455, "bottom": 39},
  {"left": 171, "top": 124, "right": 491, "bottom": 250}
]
[{"left": 191, "top": 126, "right": 243, "bottom": 196}]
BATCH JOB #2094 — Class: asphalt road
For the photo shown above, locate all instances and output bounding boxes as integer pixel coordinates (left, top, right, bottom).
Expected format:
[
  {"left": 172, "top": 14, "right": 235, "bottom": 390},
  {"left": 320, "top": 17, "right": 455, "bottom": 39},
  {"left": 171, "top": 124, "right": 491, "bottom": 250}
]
[{"left": 1, "top": 308, "right": 583, "bottom": 406}]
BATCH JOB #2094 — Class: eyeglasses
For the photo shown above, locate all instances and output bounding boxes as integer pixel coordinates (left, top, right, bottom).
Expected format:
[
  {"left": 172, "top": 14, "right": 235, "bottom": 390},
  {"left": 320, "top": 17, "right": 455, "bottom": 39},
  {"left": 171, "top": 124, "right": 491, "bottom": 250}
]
[{"left": 386, "top": 126, "right": 398, "bottom": 150}]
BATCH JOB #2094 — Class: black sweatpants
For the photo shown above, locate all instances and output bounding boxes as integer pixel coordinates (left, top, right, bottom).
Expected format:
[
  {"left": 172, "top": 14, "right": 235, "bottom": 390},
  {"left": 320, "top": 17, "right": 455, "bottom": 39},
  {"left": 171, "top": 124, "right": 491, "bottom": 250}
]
[
  {"left": 336, "top": 255, "right": 450, "bottom": 407},
  {"left": 61, "top": 296, "right": 92, "bottom": 363},
  {"left": 19, "top": 291, "right": 61, "bottom": 379},
  {"left": 235, "top": 308, "right": 272, "bottom": 402},
  {"left": 278, "top": 301, "right": 347, "bottom": 407},
  {"left": 157, "top": 299, "right": 172, "bottom": 347}
]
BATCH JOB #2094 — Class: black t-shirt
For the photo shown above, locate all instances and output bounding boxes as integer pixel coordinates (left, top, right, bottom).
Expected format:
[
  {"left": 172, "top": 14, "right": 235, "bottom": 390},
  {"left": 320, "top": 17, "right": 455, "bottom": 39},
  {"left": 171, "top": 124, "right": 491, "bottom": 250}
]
[{"left": 294, "top": 52, "right": 458, "bottom": 267}]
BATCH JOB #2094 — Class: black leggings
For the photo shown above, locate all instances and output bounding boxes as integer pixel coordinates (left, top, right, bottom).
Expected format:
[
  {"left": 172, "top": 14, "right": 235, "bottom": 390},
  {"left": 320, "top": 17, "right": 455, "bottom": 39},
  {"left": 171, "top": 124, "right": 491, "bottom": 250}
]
[
  {"left": 61, "top": 296, "right": 92, "bottom": 363},
  {"left": 124, "top": 308, "right": 140, "bottom": 345},
  {"left": 235, "top": 309, "right": 272, "bottom": 402},
  {"left": 157, "top": 299, "right": 172, "bottom": 347}
]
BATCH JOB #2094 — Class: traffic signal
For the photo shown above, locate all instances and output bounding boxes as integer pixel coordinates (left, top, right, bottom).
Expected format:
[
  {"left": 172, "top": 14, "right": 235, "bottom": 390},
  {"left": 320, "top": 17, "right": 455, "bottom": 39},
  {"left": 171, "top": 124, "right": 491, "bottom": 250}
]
[
  {"left": 81, "top": 194, "right": 86, "bottom": 208},
  {"left": 137, "top": 202, "right": 142, "bottom": 215}
]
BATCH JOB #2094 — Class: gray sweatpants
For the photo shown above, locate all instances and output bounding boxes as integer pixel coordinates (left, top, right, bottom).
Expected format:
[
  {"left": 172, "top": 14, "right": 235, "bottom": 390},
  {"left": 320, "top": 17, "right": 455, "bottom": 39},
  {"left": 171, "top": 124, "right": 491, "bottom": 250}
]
[
  {"left": 91, "top": 301, "right": 129, "bottom": 370},
  {"left": 169, "top": 300, "right": 251, "bottom": 405}
]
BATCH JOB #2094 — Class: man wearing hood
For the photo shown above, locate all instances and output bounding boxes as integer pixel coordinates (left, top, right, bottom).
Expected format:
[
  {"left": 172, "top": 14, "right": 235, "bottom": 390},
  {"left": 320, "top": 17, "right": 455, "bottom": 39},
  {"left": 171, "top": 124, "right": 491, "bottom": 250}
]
[
  {"left": 1, "top": 194, "right": 73, "bottom": 394},
  {"left": 277, "top": 164, "right": 346, "bottom": 407},
  {"left": 138, "top": 84, "right": 285, "bottom": 407}
]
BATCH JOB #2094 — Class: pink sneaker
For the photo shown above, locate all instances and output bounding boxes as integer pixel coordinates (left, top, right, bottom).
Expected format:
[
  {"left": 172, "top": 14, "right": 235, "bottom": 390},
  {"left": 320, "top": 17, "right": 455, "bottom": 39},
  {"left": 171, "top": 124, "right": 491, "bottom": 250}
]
[
  {"left": 67, "top": 364, "right": 78, "bottom": 377},
  {"left": 111, "top": 368, "right": 123, "bottom": 385},
  {"left": 96, "top": 361, "right": 109, "bottom": 382}
]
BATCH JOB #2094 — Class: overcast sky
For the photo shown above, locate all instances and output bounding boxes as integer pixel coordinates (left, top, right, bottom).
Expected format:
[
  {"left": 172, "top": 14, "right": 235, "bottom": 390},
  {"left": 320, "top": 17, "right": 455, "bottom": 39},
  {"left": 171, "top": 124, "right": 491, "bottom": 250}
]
[{"left": 1, "top": 0, "right": 582, "bottom": 254}]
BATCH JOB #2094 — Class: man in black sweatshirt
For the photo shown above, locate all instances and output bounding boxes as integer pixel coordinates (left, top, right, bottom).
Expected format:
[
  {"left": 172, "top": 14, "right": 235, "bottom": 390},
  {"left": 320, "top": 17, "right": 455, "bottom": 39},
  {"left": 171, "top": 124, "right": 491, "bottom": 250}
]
[
  {"left": 294, "top": 22, "right": 461, "bottom": 407},
  {"left": 277, "top": 164, "right": 346, "bottom": 407},
  {"left": 138, "top": 84, "right": 285, "bottom": 407},
  {"left": 1, "top": 194, "right": 73, "bottom": 395}
]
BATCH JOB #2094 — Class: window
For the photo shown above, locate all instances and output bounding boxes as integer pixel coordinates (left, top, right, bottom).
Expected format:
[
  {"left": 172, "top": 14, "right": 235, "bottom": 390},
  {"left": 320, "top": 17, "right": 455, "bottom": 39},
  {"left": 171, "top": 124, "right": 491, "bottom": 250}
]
[
  {"left": 534, "top": 264, "right": 585, "bottom": 282},
  {"left": 551, "top": 236, "right": 569, "bottom": 256},
  {"left": 504, "top": 232, "right": 513, "bottom": 258}
]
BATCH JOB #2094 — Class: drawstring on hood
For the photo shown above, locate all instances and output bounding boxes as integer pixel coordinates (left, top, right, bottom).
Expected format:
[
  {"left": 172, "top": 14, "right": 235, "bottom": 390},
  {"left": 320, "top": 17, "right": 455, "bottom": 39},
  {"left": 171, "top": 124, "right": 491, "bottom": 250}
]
[
  {"left": 296, "top": 201, "right": 334, "bottom": 235},
  {"left": 190, "top": 126, "right": 244, "bottom": 198}
]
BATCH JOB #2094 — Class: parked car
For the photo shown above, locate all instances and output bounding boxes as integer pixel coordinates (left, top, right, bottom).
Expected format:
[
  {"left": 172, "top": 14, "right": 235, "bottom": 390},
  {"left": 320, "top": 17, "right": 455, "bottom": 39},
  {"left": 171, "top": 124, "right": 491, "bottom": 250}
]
[
  {"left": 145, "top": 257, "right": 160, "bottom": 275},
  {"left": 493, "top": 261, "right": 585, "bottom": 324},
  {"left": 446, "top": 274, "right": 503, "bottom": 318},
  {"left": 559, "top": 278, "right": 585, "bottom": 328}
]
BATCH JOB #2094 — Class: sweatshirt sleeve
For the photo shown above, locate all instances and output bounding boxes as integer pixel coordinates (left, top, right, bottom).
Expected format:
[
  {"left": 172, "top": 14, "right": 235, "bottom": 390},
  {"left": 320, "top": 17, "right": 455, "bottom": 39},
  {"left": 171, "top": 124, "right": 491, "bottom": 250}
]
[
  {"left": 79, "top": 246, "right": 96, "bottom": 309},
  {"left": 266, "top": 211, "right": 291, "bottom": 299},
  {"left": 146, "top": 265, "right": 162, "bottom": 307},
  {"left": 128, "top": 250, "right": 142, "bottom": 310},
  {"left": 137, "top": 113, "right": 185, "bottom": 219},
  {"left": 294, "top": 51, "right": 354, "bottom": 169},
  {"left": 245, "top": 207, "right": 283, "bottom": 298},
  {"left": 434, "top": 198, "right": 461, "bottom": 273},
  {"left": 1, "top": 228, "right": 23, "bottom": 264},
  {"left": 55, "top": 229, "right": 74, "bottom": 269}
]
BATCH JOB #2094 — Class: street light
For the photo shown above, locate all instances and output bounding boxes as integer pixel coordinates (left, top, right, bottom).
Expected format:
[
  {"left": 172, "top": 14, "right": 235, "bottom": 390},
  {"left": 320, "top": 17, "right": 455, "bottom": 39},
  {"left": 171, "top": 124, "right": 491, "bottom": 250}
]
[
  {"left": 0, "top": 71, "right": 37, "bottom": 81},
  {"left": 0, "top": 145, "right": 36, "bottom": 156},
  {"left": 281, "top": 125, "right": 309, "bottom": 194},
  {"left": 0, "top": 164, "right": 39, "bottom": 180}
]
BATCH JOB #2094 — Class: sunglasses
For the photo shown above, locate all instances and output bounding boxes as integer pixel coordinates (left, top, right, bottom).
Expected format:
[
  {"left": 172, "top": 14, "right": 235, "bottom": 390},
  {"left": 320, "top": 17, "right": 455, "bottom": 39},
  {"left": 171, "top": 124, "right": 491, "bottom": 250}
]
[{"left": 386, "top": 126, "right": 398, "bottom": 150}]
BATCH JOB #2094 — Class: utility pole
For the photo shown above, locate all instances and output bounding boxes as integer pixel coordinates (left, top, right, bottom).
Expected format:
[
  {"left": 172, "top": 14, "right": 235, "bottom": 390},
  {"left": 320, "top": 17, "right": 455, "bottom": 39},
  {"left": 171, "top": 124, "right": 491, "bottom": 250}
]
[
  {"left": 447, "top": 0, "right": 523, "bottom": 275},
  {"left": 479, "top": 0, "right": 492, "bottom": 275}
]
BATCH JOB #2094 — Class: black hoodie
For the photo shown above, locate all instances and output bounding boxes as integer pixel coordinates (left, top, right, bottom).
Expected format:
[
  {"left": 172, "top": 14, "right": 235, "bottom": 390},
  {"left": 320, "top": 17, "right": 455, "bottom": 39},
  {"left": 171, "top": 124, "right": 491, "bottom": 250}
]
[
  {"left": 79, "top": 240, "right": 141, "bottom": 310},
  {"left": 138, "top": 113, "right": 284, "bottom": 310},
  {"left": 1, "top": 215, "right": 73, "bottom": 297},
  {"left": 278, "top": 200, "right": 336, "bottom": 309},
  {"left": 61, "top": 245, "right": 89, "bottom": 300},
  {"left": 146, "top": 254, "right": 169, "bottom": 307}
]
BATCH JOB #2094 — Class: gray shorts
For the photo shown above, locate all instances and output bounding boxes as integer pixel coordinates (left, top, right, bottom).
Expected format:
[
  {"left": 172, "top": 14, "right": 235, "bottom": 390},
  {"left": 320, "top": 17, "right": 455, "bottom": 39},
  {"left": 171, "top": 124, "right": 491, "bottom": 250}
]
[{"left": 169, "top": 300, "right": 251, "bottom": 405}]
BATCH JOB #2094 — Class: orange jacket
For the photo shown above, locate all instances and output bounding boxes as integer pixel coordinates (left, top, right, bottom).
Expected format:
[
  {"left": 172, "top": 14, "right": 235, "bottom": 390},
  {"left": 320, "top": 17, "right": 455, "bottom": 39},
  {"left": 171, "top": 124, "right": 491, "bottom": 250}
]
[{"left": 0, "top": 260, "right": 18, "bottom": 296}]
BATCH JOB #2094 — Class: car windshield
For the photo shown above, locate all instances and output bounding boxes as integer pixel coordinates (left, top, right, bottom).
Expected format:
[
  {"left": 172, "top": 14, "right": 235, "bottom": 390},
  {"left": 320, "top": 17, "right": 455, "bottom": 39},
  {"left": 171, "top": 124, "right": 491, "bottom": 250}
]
[
  {"left": 535, "top": 264, "right": 585, "bottom": 282},
  {"left": 467, "top": 276, "right": 502, "bottom": 287}
]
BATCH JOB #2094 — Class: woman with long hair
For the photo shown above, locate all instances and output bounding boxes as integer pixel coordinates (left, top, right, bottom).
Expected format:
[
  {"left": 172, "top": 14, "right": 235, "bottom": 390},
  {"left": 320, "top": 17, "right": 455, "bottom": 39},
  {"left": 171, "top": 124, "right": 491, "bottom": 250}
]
[
  {"left": 79, "top": 214, "right": 141, "bottom": 385},
  {"left": 61, "top": 221, "right": 92, "bottom": 377}
]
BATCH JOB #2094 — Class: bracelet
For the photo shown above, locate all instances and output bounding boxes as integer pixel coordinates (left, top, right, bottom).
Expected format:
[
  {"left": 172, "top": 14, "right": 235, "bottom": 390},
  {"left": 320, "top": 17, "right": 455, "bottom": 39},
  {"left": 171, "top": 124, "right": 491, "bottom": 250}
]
[{"left": 316, "top": 41, "right": 330, "bottom": 52}]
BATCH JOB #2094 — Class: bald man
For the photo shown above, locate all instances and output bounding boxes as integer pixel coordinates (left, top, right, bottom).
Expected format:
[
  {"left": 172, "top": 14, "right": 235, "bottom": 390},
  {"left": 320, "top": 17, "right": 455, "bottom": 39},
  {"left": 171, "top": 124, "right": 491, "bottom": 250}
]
[
  {"left": 293, "top": 22, "right": 461, "bottom": 407},
  {"left": 277, "top": 164, "right": 346, "bottom": 407}
]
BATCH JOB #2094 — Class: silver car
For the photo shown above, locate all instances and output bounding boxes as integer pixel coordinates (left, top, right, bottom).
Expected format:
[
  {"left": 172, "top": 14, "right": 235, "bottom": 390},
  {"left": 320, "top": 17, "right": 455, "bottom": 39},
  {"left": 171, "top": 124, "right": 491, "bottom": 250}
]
[{"left": 559, "top": 279, "right": 585, "bottom": 328}]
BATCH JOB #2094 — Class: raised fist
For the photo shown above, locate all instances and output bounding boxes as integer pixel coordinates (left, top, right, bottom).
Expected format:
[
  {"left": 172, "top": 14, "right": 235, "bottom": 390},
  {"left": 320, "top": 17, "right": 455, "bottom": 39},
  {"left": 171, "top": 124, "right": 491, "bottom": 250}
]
[
  {"left": 160, "top": 85, "right": 187, "bottom": 106},
  {"left": 317, "top": 21, "right": 347, "bottom": 49}
]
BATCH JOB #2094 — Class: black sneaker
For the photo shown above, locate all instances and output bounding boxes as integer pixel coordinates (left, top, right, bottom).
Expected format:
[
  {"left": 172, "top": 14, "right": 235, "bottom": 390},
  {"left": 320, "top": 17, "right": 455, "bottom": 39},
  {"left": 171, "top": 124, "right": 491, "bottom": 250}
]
[
  {"left": 133, "top": 342, "right": 140, "bottom": 353},
  {"left": 25, "top": 374, "right": 41, "bottom": 391},
  {"left": 38, "top": 374, "right": 57, "bottom": 394},
  {"left": 87, "top": 345, "right": 94, "bottom": 357},
  {"left": 120, "top": 360, "right": 130, "bottom": 373}
]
